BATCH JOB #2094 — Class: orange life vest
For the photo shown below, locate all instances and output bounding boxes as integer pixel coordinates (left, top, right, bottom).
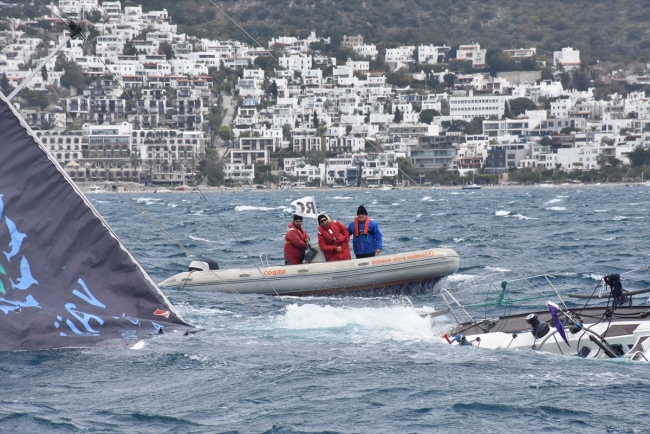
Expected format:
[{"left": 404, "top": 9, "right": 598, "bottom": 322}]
[
  {"left": 354, "top": 217, "right": 371, "bottom": 237},
  {"left": 318, "top": 220, "right": 341, "bottom": 244}
]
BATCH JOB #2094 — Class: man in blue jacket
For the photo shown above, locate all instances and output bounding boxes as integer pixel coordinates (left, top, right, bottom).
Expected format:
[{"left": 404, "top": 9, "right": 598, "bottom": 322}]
[{"left": 347, "top": 205, "right": 383, "bottom": 259}]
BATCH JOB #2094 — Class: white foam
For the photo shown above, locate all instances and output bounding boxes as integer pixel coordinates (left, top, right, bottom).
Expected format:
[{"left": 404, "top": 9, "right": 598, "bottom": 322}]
[
  {"left": 546, "top": 206, "right": 566, "bottom": 211},
  {"left": 234, "top": 205, "right": 292, "bottom": 212},
  {"left": 134, "top": 197, "right": 160, "bottom": 203},
  {"left": 391, "top": 203, "right": 400, "bottom": 206},
  {"left": 485, "top": 266, "right": 510, "bottom": 273},
  {"left": 613, "top": 216, "right": 627, "bottom": 221},
  {"left": 453, "top": 237, "right": 465, "bottom": 243},
  {"left": 416, "top": 213, "right": 422, "bottom": 218},
  {"left": 495, "top": 210, "right": 511, "bottom": 217},
  {"left": 582, "top": 273, "right": 603, "bottom": 281},
  {"left": 545, "top": 198, "right": 563, "bottom": 204},
  {"left": 189, "top": 235, "right": 215, "bottom": 243},
  {"left": 446, "top": 273, "right": 480, "bottom": 282},
  {"left": 601, "top": 236, "right": 616, "bottom": 241},
  {"left": 512, "top": 213, "right": 538, "bottom": 220},
  {"left": 333, "top": 196, "right": 353, "bottom": 200},
  {"left": 629, "top": 203, "right": 641, "bottom": 206},
  {"left": 594, "top": 209, "right": 609, "bottom": 213},
  {"left": 167, "top": 203, "right": 178, "bottom": 208},
  {"left": 421, "top": 196, "right": 432, "bottom": 201},
  {"left": 275, "top": 304, "right": 442, "bottom": 342},
  {"left": 556, "top": 195, "right": 569, "bottom": 198}
]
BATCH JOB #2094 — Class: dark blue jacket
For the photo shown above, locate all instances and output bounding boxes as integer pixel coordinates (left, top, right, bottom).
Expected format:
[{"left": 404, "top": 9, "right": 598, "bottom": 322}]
[{"left": 347, "top": 219, "right": 383, "bottom": 255}]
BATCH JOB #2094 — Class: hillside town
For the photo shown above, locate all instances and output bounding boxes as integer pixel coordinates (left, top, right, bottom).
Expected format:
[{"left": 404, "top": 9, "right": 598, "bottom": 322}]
[{"left": 2, "top": 1, "right": 650, "bottom": 187}]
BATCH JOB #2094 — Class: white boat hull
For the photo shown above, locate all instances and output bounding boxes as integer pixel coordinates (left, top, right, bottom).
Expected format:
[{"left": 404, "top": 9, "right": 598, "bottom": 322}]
[
  {"left": 159, "top": 248, "right": 460, "bottom": 296},
  {"left": 446, "top": 306, "right": 650, "bottom": 361}
]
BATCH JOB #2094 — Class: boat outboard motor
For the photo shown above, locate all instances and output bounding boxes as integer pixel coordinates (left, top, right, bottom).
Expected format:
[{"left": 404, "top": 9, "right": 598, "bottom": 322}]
[
  {"left": 525, "top": 313, "right": 550, "bottom": 339},
  {"left": 188, "top": 259, "right": 220, "bottom": 272}
]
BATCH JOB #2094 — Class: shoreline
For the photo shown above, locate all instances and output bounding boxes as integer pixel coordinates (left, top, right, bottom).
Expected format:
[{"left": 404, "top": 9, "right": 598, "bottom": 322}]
[{"left": 78, "top": 181, "right": 646, "bottom": 194}]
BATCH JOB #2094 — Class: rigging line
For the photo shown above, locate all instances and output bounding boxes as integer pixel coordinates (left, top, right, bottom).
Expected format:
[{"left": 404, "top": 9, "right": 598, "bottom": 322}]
[
  {"left": 38, "top": 4, "right": 287, "bottom": 308},
  {"left": 58, "top": 21, "right": 290, "bottom": 305},
  {"left": 206, "top": 0, "right": 547, "bottom": 303}
]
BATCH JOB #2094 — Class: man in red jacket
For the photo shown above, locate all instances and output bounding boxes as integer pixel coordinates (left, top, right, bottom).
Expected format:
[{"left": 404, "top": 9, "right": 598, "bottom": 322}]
[
  {"left": 284, "top": 214, "right": 310, "bottom": 265},
  {"left": 317, "top": 214, "right": 351, "bottom": 262}
]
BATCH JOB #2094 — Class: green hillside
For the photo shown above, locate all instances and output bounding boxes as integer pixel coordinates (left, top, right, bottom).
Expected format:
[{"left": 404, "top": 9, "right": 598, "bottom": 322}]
[
  {"left": 3, "top": 0, "right": 649, "bottom": 64},
  {"left": 126, "top": 0, "right": 650, "bottom": 64}
]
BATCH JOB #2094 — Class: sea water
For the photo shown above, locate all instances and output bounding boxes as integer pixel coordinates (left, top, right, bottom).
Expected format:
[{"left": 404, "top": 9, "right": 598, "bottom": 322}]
[{"left": 2, "top": 186, "right": 650, "bottom": 433}]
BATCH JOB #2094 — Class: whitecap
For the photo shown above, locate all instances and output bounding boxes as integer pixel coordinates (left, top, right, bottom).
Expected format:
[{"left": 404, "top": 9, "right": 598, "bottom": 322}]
[
  {"left": 556, "top": 195, "right": 569, "bottom": 198},
  {"left": 189, "top": 235, "right": 215, "bottom": 243},
  {"left": 601, "top": 236, "right": 616, "bottom": 241},
  {"left": 582, "top": 273, "right": 603, "bottom": 281},
  {"left": 545, "top": 198, "right": 563, "bottom": 204},
  {"left": 274, "top": 304, "right": 442, "bottom": 342},
  {"left": 167, "top": 203, "right": 178, "bottom": 208},
  {"left": 235, "top": 205, "right": 287, "bottom": 212},
  {"left": 445, "top": 273, "right": 479, "bottom": 282},
  {"left": 612, "top": 216, "right": 627, "bottom": 221},
  {"left": 629, "top": 203, "right": 641, "bottom": 206},
  {"left": 485, "top": 266, "right": 510, "bottom": 273},
  {"left": 546, "top": 206, "right": 566, "bottom": 211},
  {"left": 416, "top": 213, "right": 422, "bottom": 218},
  {"left": 495, "top": 210, "right": 511, "bottom": 217},
  {"left": 594, "top": 209, "right": 609, "bottom": 213},
  {"left": 512, "top": 213, "right": 538, "bottom": 220},
  {"left": 332, "top": 196, "right": 353, "bottom": 200},
  {"left": 391, "top": 203, "right": 400, "bottom": 206},
  {"left": 453, "top": 237, "right": 465, "bottom": 243}
]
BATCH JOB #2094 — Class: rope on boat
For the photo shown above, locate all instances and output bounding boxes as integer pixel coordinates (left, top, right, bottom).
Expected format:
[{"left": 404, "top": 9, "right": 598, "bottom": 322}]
[{"left": 34, "top": 0, "right": 292, "bottom": 309}]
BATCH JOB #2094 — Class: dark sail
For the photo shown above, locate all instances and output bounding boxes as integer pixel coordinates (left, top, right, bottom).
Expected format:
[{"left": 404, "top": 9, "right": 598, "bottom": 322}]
[{"left": 0, "top": 93, "right": 190, "bottom": 351}]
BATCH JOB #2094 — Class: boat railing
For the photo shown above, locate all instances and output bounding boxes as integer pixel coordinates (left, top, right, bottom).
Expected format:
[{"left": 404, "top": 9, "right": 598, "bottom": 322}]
[{"left": 259, "top": 253, "right": 269, "bottom": 268}]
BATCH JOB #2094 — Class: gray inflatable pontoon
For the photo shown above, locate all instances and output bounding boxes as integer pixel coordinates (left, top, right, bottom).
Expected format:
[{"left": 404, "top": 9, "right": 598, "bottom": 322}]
[{"left": 159, "top": 248, "right": 460, "bottom": 296}]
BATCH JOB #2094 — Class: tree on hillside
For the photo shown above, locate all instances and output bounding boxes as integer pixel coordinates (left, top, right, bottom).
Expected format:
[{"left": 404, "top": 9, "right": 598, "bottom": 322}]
[
  {"left": 393, "top": 107, "right": 402, "bottom": 123},
  {"left": 627, "top": 145, "right": 650, "bottom": 167},
  {"left": 508, "top": 97, "right": 537, "bottom": 117},
  {"left": 395, "top": 156, "right": 414, "bottom": 179},
  {"left": 312, "top": 110, "right": 319, "bottom": 128},
  {"left": 443, "top": 73, "right": 456, "bottom": 88},
  {"left": 1, "top": 73, "right": 13, "bottom": 95},
  {"left": 158, "top": 41, "right": 174, "bottom": 60},
  {"left": 419, "top": 109, "right": 440, "bottom": 124}
]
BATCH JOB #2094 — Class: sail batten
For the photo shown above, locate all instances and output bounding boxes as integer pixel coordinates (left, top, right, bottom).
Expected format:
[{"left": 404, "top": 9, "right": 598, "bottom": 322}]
[{"left": 0, "top": 93, "right": 190, "bottom": 351}]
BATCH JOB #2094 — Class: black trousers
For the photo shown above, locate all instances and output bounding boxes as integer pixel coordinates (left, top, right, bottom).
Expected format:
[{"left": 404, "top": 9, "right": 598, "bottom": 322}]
[{"left": 355, "top": 253, "right": 376, "bottom": 259}]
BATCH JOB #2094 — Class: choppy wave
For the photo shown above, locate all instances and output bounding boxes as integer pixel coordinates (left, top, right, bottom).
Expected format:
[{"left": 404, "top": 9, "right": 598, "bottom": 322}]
[
  {"left": 332, "top": 196, "right": 353, "bottom": 200},
  {"left": 594, "top": 209, "right": 609, "bottom": 213},
  {"left": 545, "top": 198, "right": 563, "bottom": 204},
  {"left": 235, "top": 205, "right": 293, "bottom": 212},
  {"left": 512, "top": 213, "right": 537, "bottom": 220},
  {"left": 612, "top": 216, "right": 627, "bottom": 221},
  {"left": 273, "top": 304, "right": 442, "bottom": 342},
  {"left": 546, "top": 206, "right": 566, "bottom": 211},
  {"left": 189, "top": 235, "right": 215, "bottom": 243},
  {"left": 484, "top": 266, "right": 510, "bottom": 273},
  {"left": 495, "top": 210, "right": 511, "bottom": 217}
]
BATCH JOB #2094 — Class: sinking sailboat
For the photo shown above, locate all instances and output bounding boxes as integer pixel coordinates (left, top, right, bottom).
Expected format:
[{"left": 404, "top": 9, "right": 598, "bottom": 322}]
[
  {"left": 0, "top": 92, "right": 191, "bottom": 351},
  {"left": 437, "top": 273, "right": 650, "bottom": 362}
]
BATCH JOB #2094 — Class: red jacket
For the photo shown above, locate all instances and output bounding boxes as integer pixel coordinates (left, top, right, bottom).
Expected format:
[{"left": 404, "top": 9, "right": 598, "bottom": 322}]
[
  {"left": 284, "top": 222, "right": 309, "bottom": 265},
  {"left": 317, "top": 219, "right": 351, "bottom": 261}
]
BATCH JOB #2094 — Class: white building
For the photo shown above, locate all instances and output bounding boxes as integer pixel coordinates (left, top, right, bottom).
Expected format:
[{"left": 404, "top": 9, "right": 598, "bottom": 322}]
[
  {"left": 553, "top": 47, "right": 581, "bottom": 70},
  {"left": 449, "top": 93, "right": 508, "bottom": 120}
]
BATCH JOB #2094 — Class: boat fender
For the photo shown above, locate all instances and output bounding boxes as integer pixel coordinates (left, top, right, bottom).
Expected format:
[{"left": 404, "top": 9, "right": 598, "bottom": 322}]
[
  {"left": 525, "top": 313, "right": 550, "bottom": 339},
  {"left": 442, "top": 333, "right": 451, "bottom": 344}
]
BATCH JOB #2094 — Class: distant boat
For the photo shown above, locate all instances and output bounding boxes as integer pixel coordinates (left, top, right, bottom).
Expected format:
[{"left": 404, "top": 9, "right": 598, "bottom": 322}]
[
  {"left": 431, "top": 183, "right": 441, "bottom": 190},
  {"left": 155, "top": 187, "right": 172, "bottom": 193},
  {"left": 380, "top": 185, "right": 392, "bottom": 191},
  {"left": 536, "top": 181, "right": 555, "bottom": 188},
  {"left": 175, "top": 185, "right": 190, "bottom": 191},
  {"left": 462, "top": 173, "right": 481, "bottom": 190},
  {"left": 88, "top": 184, "right": 102, "bottom": 194}
]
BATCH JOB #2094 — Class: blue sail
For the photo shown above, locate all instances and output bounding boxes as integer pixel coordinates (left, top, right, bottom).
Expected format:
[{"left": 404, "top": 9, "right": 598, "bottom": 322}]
[{"left": 0, "top": 93, "right": 191, "bottom": 351}]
